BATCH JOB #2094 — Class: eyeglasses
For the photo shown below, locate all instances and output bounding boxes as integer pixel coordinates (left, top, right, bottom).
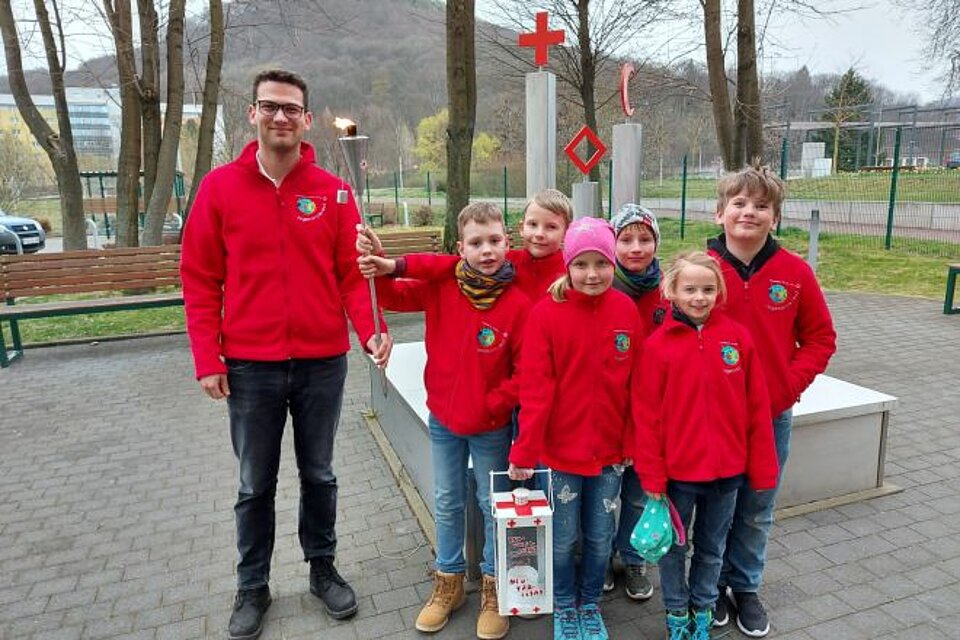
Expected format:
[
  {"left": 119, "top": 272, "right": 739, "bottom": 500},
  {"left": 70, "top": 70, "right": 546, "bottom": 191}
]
[{"left": 255, "top": 100, "right": 306, "bottom": 119}]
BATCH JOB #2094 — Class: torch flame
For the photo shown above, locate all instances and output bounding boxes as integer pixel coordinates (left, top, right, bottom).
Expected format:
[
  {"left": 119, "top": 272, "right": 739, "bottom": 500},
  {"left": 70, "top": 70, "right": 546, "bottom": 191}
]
[{"left": 333, "top": 117, "right": 356, "bottom": 132}]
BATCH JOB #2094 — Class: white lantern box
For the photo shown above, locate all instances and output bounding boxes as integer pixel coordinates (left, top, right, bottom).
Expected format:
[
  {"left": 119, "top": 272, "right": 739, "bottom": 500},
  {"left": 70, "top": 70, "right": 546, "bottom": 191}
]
[{"left": 490, "top": 470, "right": 553, "bottom": 616}]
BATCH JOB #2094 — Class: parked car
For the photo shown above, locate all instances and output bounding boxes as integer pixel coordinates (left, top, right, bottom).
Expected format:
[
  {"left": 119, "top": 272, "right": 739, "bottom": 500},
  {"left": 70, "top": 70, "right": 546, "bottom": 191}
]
[
  {"left": 0, "top": 210, "right": 46, "bottom": 254},
  {"left": 947, "top": 151, "right": 960, "bottom": 170}
]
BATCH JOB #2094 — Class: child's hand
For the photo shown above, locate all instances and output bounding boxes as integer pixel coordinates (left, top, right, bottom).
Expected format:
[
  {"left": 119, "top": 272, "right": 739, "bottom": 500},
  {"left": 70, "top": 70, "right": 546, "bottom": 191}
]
[
  {"left": 645, "top": 491, "right": 665, "bottom": 500},
  {"left": 355, "top": 224, "right": 384, "bottom": 255},
  {"left": 357, "top": 254, "right": 396, "bottom": 278},
  {"left": 622, "top": 457, "right": 633, "bottom": 467},
  {"left": 508, "top": 463, "right": 534, "bottom": 481}
]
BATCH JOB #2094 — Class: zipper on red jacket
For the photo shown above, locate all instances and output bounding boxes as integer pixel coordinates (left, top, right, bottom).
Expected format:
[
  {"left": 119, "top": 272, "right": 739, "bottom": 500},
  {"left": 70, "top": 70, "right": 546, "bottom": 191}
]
[{"left": 275, "top": 183, "right": 293, "bottom": 358}]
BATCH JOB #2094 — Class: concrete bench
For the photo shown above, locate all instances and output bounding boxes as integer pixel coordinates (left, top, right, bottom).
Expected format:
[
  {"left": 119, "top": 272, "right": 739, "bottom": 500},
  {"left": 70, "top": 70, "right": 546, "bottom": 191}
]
[{"left": 366, "top": 341, "right": 900, "bottom": 571}]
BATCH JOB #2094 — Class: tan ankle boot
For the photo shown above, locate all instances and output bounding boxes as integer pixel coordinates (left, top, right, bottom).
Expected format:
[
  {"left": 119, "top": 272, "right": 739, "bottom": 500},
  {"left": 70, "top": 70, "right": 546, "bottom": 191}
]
[
  {"left": 476, "top": 574, "right": 509, "bottom": 639},
  {"left": 415, "top": 571, "right": 466, "bottom": 632}
]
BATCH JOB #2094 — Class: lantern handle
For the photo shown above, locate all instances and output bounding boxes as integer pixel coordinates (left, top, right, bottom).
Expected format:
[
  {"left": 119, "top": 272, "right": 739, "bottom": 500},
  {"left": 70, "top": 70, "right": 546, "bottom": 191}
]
[{"left": 489, "top": 468, "right": 554, "bottom": 515}]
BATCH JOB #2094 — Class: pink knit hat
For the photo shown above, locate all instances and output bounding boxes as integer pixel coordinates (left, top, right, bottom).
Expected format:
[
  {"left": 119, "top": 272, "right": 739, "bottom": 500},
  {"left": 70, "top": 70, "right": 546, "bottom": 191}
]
[{"left": 562, "top": 217, "right": 616, "bottom": 266}]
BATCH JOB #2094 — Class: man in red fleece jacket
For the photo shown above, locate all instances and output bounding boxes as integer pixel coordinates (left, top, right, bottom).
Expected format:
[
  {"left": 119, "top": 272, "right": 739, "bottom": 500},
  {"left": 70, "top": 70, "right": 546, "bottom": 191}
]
[{"left": 180, "top": 69, "right": 392, "bottom": 640}]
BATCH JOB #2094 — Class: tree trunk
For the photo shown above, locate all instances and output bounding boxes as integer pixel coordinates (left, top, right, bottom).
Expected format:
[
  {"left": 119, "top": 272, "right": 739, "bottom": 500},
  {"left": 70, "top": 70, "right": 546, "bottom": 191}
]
[
  {"left": 576, "top": 0, "right": 601, "bottom": 184},
  {"left": 445, "top": 0, "right": 476, "bottom": 253},
  {"left": 138, "top": 0, "right": 161, "bottom": 208},
  {"left": 703, "top": 0, "right": 736, "bottom": 170},
  {"left": 142, "top": 0, "right": 186, "bottom": 246},
  {"left": 184, "top": 0, "right": 224, "bottom": 230},
  {"left": 104, "top": 0, "right": 142, "bottom": 247},
  {"left": 736, "top": 0, "right": 763, "bottom": 164},
  {"left": 0, "top": 0, "right": 87, "bottom": 249}
]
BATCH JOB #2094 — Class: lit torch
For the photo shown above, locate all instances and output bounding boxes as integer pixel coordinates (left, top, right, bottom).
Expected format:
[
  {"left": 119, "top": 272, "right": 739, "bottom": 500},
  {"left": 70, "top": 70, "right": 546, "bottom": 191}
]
[{"left": 335, "top": 117, "right": 387, "bottom": 393}]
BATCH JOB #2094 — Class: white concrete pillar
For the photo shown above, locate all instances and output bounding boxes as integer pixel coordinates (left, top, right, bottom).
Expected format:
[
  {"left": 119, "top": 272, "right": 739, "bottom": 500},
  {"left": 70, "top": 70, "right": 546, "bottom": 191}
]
[
  {"left": 526, "top": 71, "right": 557, "bottom": 197},
  {"left": 612, "top": 123, "right": 643, "bottom": 214},
  {"left": 572, "top": 181, "right": 601, "bottom": 219}
]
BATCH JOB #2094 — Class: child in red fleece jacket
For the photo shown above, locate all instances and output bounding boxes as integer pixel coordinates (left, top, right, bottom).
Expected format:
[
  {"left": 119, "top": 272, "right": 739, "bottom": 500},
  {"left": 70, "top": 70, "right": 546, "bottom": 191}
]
[
  {"left": 358, "top": 203, "right": 527, "bottom": 640},
  {"left": 633, "top": 251, "right": 777, "bottom": 640},
  {"left": 508, "top": 217, "right": 640, "bottom": 640}
]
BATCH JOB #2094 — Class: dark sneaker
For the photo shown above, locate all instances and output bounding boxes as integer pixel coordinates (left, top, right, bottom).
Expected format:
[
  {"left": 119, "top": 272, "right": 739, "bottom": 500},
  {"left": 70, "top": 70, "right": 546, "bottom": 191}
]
[
  {"left": 310, "top": 557, "right": 358, "bottom": 619},
  {"left": 713, "top": 586, "right": 730, "bottom": 627},
  {"left": 603, "top": 560, "right": 615, "bottom": 592},
  {"left": 733, "top": 591, "right": 769, "bottom": 637},
  {"left": 623, "top": 563, "right": 654, "bottom": 600},
  {"left": 227, "top": 586, "right": 271, "bottom": 640}
]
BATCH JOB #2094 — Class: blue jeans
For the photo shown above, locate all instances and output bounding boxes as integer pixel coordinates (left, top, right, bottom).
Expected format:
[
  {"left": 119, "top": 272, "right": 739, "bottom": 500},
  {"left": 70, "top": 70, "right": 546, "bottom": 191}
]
[
  {"left": 721, "top": 409, "right": 793, "bottom": 592},
  {"left": 226, "top": 356, "right": 347, "bottom": 589},
  {"left": 660, "top": 479, "right": 740, "bottom": 611},
  {"left": 429, "top": 415, "right": 511, "bottom": 577},
  {"left": 552, "top": 467, "right": 623, "bottom": 608},
  {"left": 614, "top": 466, "right": 646, "bottom": 566}
]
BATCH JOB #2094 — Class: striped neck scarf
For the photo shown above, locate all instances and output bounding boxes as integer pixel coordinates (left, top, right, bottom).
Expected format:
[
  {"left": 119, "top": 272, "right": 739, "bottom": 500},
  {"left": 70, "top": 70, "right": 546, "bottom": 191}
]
[
  {"left": 614, "top": 258, "right": 662, "bottom": 298},
  {"left": 455, "top": 258, "right": 515, "bottom": 310}
]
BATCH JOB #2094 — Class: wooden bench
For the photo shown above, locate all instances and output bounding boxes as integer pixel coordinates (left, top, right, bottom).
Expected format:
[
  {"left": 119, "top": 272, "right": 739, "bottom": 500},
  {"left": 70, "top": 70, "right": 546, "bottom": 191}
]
[
  {"left": 946, "top": 263, "right": 960, "bottom": 315},
  {"left": 363, "top": 202, "right": 385, "bottom": 228},
  {"left": 378, "top": 229, "right": 443, "bottom": 257},
  {"left": 0, "top": 245, "right": 183, "bottom": 367}
]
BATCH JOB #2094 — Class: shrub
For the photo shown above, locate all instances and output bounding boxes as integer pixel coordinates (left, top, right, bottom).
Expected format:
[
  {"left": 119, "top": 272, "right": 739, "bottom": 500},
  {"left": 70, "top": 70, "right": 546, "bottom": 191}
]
[
  {"left": 382, "top": 203, "right": 398, "bottom": 226},
  {"left": 413, "top": 205, "right": 434, "bottom": 227},
  {"left": 35, "top": 216, "right": 52, "bottom": 233}
]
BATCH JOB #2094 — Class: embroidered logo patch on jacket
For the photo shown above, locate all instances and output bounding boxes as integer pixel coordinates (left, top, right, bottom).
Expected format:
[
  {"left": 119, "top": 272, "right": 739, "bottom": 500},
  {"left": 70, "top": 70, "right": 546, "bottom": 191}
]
[
  {"left": 720, "top": 344, "right": 740, "bottom": 366},
  {"left": 295, "top": 195, "right": 327, "bottom": 221},
  {"left": 765, "top": 279, "right": 800, "bottom": 310},
  {"left": 476, "top": 323, "right": 507, "bottom": 352}
]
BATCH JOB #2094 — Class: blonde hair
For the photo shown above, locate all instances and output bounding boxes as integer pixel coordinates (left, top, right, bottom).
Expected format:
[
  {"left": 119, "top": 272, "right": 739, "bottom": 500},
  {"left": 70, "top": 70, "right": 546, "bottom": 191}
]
[
  {"left": 522, "top": 188, "right": 573, "bottom": 226},
  {"left": 716, "top": 164, "right": 785, "bottom": 220},
  {"left": 547, "top": 273, "right": 572, "bottom": 302},
  {"left": 457, "top": 201, "right": 506, "bottom": 238},
  {"left": 661, "top": 250, "right": 727, "bottom": 304}
]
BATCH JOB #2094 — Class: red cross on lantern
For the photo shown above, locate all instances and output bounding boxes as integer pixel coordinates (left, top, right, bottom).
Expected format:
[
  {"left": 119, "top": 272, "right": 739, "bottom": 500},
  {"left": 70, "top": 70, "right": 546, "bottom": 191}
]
[
  {"left": 518, "top": 11, "right": 565, "bottom": 67},
  {"left": 564, "top": 125, "right": 607, "bottom": 175},
  {"left": 507, "top": 519, "right": 517, "bottom": 528}
]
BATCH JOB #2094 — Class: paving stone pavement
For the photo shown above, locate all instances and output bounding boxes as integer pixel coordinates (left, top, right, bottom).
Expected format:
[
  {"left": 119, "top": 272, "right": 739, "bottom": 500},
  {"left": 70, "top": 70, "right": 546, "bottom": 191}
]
[{"left": 1, "top": 291, "right": 958, "bottom": 640}]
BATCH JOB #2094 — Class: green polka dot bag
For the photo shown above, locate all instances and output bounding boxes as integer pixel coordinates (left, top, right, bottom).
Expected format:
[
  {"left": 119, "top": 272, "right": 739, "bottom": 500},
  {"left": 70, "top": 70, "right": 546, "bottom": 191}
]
[{"left": 629, "top": 496, "right": 686, "bottom": 563}]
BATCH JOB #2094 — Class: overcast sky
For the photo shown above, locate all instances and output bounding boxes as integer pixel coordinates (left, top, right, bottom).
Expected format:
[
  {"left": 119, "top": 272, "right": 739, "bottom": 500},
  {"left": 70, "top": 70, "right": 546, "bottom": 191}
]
[{"left": 3, "top": 1, "right": 947, "bottom": 105}]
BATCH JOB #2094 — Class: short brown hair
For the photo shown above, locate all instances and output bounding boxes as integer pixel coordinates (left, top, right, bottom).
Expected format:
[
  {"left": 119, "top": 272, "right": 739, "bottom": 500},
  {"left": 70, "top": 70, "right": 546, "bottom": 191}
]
[
  {"left": 716, "top": 165, "right": 785, "bottom": 220},
  {"left": 661, "top": 250, "right": 727, "bottom": 304},
  {"left": 252, "top": 69, "right": 309, "bottom": 109},
  {"left": 457, "top": 202, "right": 506, "bottom": 238},
  {"left": 522, "top": 189, "right": 573, "bottom": 226}
]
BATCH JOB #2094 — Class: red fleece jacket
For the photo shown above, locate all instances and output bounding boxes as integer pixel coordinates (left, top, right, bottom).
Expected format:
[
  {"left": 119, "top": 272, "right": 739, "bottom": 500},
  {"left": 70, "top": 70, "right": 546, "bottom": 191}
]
[
  {"left": 707, "top": 244, "right": 836, "bottom": 416},
  {"left": 376, "top": 255, "right": 530, "bottom": 435},
  {"left": 180, "top": 141, "right": 384, "bottom": 379},
  {"left": 510, "top": 288, "right": 641, "bottom": 476},
  {"left": 633, "top": 309, "right": 778, "bottom": 494}
]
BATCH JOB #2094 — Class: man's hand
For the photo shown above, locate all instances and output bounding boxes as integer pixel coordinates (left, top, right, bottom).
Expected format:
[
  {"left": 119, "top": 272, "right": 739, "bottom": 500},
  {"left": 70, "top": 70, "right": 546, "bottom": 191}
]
[
  {"left": 508, "top": 463, "right": 534, "bottom": 481},
  {"left": 358, "top": 254, "right": 396, "bottom": 279},
  {"left": 199, "top": 374, "right": 230, "bottom": 400},
  {"left": 356, "top": 224, "right": 384, "bottom": 255},
  {"left": 367, "top": 333, "right": 393, "bottom": 369}
]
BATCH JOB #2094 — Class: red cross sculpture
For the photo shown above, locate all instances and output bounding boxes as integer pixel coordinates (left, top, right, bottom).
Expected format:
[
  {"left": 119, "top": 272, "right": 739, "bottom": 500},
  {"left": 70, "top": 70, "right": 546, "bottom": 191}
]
[
  {"left": 564, "top": 125, "right": 607, "bottom": 175},
  {"left": 518, "top": 11, "right": 565, "bottom": 67}
]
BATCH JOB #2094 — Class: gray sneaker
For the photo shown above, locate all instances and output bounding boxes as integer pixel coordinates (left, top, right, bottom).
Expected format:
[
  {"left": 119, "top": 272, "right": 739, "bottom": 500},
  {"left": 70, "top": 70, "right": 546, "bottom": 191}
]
[{"left": 623, "top": 563, "right": 653, "bottom": 600}]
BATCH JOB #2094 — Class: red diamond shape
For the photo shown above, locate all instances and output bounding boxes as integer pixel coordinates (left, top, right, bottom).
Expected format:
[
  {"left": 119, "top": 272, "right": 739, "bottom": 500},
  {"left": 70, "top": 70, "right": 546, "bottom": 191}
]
[
  {"left": 533, "top": 606, "right": 541, "bottom": 613},
  {"left": 507, "top": 519, "right": 516, "bottom": 528},
  {"left": 564, "top": 125, "right": 607, "bottom": 176},
  {"left": 510, "top": 607, "right": 519, "bottom": 615}
]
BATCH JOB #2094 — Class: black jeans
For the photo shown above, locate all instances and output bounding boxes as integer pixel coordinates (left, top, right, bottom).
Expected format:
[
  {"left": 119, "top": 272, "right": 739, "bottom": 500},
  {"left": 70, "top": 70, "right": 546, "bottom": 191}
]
[{"left": 226, "top": 355, "right": 347, "bottom": 589}]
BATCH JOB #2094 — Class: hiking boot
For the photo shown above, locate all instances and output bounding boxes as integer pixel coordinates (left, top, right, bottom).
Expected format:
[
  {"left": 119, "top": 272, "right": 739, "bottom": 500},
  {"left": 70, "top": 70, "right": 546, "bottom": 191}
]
[
  {"left": 578, "top": 603, "right": 609, "bottom": 640},
  {"left": 553, "top": 607, "right": 582, "bottom": 640},
  {"left": 415, "top": 570, "right": 466, "bottom": 633},
  {"left": 624, "top": 562, "right": 654, "bottom": 600},
  {"left": 309, "top": 557, "right": 357, "bottom": 619},
  {"left": 227, "top": 586, "right": 271, "bottom": 640},
  {"left": 603, "top": 560, "right": 615, "bottom": 592},
  {"left": 713, "top": 586, "right": 730, "bottom": 627},
  {"left": 665, "top": 609, "right": 691, "bottom": 640},
  {"left": 690, "top": 608, "right": 713, "bottom": 640},
  {"left": 733, "top": 591, "right": 769, "bottom": 637},
  {"left": 477, "top": 574, "right": 509, "bottom": 640}
]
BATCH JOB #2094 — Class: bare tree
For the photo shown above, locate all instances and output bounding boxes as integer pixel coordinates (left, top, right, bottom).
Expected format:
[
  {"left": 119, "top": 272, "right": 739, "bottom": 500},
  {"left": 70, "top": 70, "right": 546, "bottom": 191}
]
[
  {"left": 899, "top": 0, "right": 960, "bottom": 96},
  {"left": 184, "top": 0, "right": 224, "bottom": 222},
  {"left": 141, "top": 0, "right": 186, "bottom": 245},
  {"left": 445, "top": 0, "right": 476, "bottom": 253},
  {"left": 0, "top": 0, "right": 87, "bottom": 249}
]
